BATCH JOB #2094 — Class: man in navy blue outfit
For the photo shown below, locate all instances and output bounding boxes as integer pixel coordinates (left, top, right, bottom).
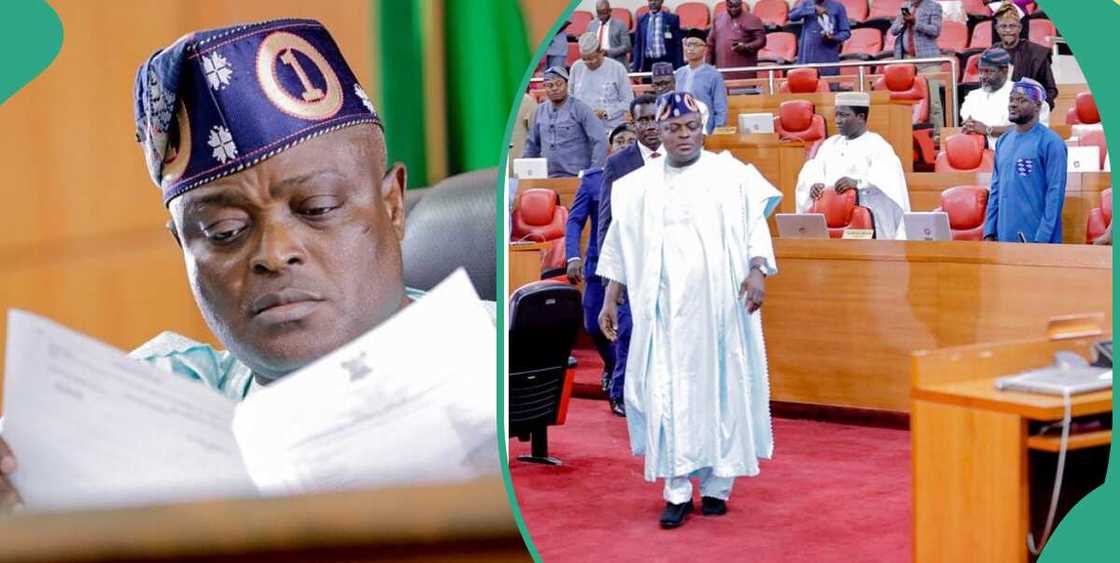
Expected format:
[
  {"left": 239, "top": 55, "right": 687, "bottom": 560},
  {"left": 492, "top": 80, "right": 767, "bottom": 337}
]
[{"left": 632, "top": 0, "right": 683, "bottom": 72}]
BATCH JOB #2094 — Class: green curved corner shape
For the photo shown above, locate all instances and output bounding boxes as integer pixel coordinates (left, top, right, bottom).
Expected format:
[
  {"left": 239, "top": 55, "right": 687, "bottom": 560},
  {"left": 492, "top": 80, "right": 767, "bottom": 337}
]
[
  {"left": 0, "top": 1, "right": 62, "bottom": 106},
  {"left": 1034, "top": 2, "right": 1118, "bottom": 561}
]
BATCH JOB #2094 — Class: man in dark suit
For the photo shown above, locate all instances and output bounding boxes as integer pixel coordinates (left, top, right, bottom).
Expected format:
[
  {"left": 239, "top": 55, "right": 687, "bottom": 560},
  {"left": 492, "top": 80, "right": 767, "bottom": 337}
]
[
  {"left": 587, "top": 0, "right": 632, "bottom": 67},
  {"left": 631, "top": 0, "right": 683, "bottom": 72},
  {"left": 595, "top": 94, "right": 661, "bottom": 416}
]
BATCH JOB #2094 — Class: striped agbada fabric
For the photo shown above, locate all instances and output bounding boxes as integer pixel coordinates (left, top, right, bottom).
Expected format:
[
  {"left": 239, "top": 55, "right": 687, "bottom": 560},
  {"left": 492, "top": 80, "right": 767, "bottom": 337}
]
[{"left": 374, "top": 0, "right": 530, "bottom": 187}]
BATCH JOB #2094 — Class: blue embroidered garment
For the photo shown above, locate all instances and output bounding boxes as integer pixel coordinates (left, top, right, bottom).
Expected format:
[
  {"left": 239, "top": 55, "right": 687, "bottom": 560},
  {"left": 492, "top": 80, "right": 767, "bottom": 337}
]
[
  {"left": 984, "top": 122, "right": 1067, "bottom": 243},
  {"left": 133, "top": 19, "right": 382, "bottom": 204}
]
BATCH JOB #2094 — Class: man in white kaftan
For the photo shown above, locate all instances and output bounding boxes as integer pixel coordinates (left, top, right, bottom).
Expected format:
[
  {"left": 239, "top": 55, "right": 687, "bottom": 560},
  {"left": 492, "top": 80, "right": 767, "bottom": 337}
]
[
  {"left": 960, "top": 47, "right": 1050, "bottom": 149},
  {"left": 596, "top": 91, "right": 781, "bottom": 529},
  {"left": 794, "top": 92, "right": 911, "bottom": 239}
]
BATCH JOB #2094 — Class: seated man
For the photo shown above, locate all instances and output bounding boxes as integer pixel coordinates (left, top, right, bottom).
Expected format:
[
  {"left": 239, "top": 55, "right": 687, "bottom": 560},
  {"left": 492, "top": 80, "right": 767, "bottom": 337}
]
[
  {"left": 0, "top": 19, "right": 494, "bottom": 509},
  {"left": 524, "top": 66, "right": 609, "bottom": 178},
  {"left": 961, "top": 47, "right": 1049, "bottom": 148},
  {"left": 794, "top": 92, "right": 910, "bottom": 239}
]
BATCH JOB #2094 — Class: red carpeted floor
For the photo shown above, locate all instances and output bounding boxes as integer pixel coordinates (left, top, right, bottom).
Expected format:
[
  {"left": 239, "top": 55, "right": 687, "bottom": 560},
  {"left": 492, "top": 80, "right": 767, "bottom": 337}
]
[{"left": 510, "top": 389, "right": 913, "bottom": 561}]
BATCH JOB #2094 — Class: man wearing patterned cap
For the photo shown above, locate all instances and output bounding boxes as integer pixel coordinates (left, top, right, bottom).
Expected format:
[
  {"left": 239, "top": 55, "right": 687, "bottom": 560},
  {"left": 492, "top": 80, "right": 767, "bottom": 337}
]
[
  {"left": 597, "top": 91, "right": 781, "bottom": 529},
  {"left": 0, "top": 19, "right": 495, "bottom": 509},
  {"left": 569, "top": 31, "right": 634, "bottom": 130},
  {"left": 984, "top": 78, "right": 1067, "bottom": 243},
  {"left": 523, "top": 66, "right": 608, "bottom": 177},
  {"left": 993, "top": 0, "right": 1057, "bottom": 109},
  {"left": 794, "top": 91, "right": 911, "bottom": 239},
  {"left": 650, "top": 62, "right": 710, "bottom": 134},
  {"left": 961, "top": 47, "right": 1050, "bottom": 149}
]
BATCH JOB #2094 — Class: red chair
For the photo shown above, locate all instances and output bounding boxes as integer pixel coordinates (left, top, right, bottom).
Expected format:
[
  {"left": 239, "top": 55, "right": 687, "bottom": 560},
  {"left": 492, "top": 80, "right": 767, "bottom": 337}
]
[
  {"left": 935, "top": 134, "right": 995, "bottom": 172},
  {"left": 873, "top": 64, "right": 930, "bottom": 124},
  {"left": 759, "top": 31, "right": 797, "bottom": 63},
  {"left": 613, "top": 7, "right": 634, "bottom": 31},
  {"left": 1080, "top": 130, "right": 1109, "bottom": 169},
  {"left": 775, "top": 100, "right": 827, "bottom": 155},
  {"left": 779, "top": 67, "right": 831, "bottom": 93},
  {"left": 1029, "top": 18, "right": 1058, "bottom": 48},
  {"left": 754, "top": 0, "right": 789, "bottom": 28},
  {"left": 569, "top": 11, "right": 594, "bottom": 36},
  {"left": 512, "top": 189, "right": 569, "bottom": 275},
  {"left": 565, "top": 42, "right": 580, "bottom": 67},
  {"left": 936, "top": 185, "right": 990, "bottom": 240},
  {"left": 809, "top": 188, "right": 875, "bottom": 239},
  {"left": 938, "top": 20, "right": 969, "bottom": 53},
  {"left": 714, "top": 2, "right": 728, "bottom": 20},
  {"left": 962, "top": 0, "right": 993, "bottom": 17},
  {"left": 677, "top": 2, "right": 711, "bottom": 29},
  {"left": 636, "top": 5, "right": 650, "bottom": 22},
  {"left": 1086, "top": 189, "right": 1112, "bottom": 244},
  {"left": 841, "top": 28, "right": 883, "bottom": 60},
  {"left": 962, "top": 53, "right": 981, "bottom": 83},
  {"left": 839, "top": 0, "right": 869, "bottom": 24},
  {"left": 970, "top": 20, "right": 993, "bottom": 49},
  {"left": 1066, "top": 92, "right": 1100, "bottom": 126},
  {"left": 868, "top": 0, "right": 906, "bottom": 20}
]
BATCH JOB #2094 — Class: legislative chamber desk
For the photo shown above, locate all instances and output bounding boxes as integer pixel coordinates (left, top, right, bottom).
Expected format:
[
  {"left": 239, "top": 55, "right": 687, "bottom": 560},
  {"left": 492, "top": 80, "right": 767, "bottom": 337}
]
[
  {"left": 910, "top": 335, "right": 1111, "bottom": 563},
  {"left": 0, "top": 478, "right": 526, "bottom": 562},
  {"left": 763, "top": 239, "right": 1112, "bottom": 413}
]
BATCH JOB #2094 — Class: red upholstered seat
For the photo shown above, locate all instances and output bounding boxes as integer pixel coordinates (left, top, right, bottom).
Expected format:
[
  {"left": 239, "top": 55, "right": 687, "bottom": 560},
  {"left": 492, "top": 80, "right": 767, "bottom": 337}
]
[
  {"left": 1066, "top": 92, "right": 1100, "bottom": 125},
  {"left": 809, "top": 188, "right": 875, "bottom": 238},
  {"left": 512, "top": 188, "right": 569, "bottom": 274},
  {"left": 868, "top": 0, "right": 905, "bottom": 20},
  {"left": 839, "top": 0, "right": 869, "bottom": 23},
  {"left": 776, "top": 100, "right": 827, "bottom": 145},
  {"left": 613, "top": 7, "right": 634, "bottom": 31},
  {"left": 962, "top": 53, "right": 981, "bottom": 83},
  {"left": 569, "top": 10, "right": 594, "bottom": 36},
  {"left": 565, "top": 42, "right": 580, "bottom": 67},
  {"left": 636, "top": 5, "right": 650, "bottom": 22},
  {"left": 935, "top": 134, "right": 994, "bottom": 172},
  {"left": 873, "top": 64, "right": 930, "bottom": 124},
  {"left": 754, "top": 0, "right": 789, "bottom": 27},
  {"left": 715, "top": 2, "right": 727, "bottom": 19},
  {"left": 1086, "top": 189, "right": 1112, "bottom": 243},
  {"left": 841, "top": 28, "right": 883, "bottom": 59},
  {"left": 970, "top": 20, "right": 993, "bottom": 49},
  {"left": 938, "top": 20, "right": 969, "bottom": 53},
  {"left": 938, "top": 185, "right": 989, "bottom": 240},
  {"left": 759, "top": 31, "right": 797, "bottom": 63},
  {"left": 1029, "top": 18, "right": 1058, "bottom": 49},
  {"left": 779, "top": 67, "right": 830, "bottom": 93},
  {"left": 677, "top": 2, "right": 711, "bottom": 29},
  {"left": 962, "top": 0, "right": 993, "bottom": 17},
  {"left": 1080, "top": 130, "right": 1109, "bottom": 169}
]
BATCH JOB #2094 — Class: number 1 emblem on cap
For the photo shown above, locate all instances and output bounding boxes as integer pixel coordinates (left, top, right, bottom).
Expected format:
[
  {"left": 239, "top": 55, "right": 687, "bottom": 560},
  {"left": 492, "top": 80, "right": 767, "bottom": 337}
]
[{"left": 257, "top": 31, "right": 343, "bottom": 120}]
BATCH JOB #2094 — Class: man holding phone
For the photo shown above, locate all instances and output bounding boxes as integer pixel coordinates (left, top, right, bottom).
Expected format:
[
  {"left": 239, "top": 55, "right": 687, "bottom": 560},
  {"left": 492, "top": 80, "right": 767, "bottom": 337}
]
[
  {"left": 706, "top": 0, "right": 766, "bottom": 80},
  {"left": 789, "top": 0, "right": 851, "bottom": 76}
]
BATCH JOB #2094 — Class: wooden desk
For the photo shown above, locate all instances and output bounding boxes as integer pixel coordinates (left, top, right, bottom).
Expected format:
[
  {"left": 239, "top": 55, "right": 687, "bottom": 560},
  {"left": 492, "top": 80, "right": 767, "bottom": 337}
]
[
  {"left": 703, "top": 134, "right": 806, "bottom": 212},
  {"left": 764, "top": 240, "right": 1112, "bottom": 412},
  {"left": 509, "top": 242, "right": 549, "bottom": 296},
  {"left": 910, "top": 336, "right": 1111, "bottom": 563},
  {"left": 0, "top": 478, "right": 527, "bottom": 562}
]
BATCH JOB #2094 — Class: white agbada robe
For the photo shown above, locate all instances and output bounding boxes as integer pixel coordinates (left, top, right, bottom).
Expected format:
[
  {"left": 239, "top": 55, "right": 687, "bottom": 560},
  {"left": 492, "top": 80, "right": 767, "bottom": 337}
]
[
  {"left": 960, "top": 78, "right": 1050, "bottom": 148},
  {"left": 794, "top": 131, "right": 911, "bottom": 239},
  {"left": 597, "top": 150, "right": 781, "bottom": 481}
]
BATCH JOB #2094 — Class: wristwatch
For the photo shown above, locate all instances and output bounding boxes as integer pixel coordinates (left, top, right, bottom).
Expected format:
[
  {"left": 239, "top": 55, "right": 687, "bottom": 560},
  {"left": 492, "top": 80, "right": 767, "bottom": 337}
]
[{"left": 750, "top": 261, "right": 769, "bottom": 277}]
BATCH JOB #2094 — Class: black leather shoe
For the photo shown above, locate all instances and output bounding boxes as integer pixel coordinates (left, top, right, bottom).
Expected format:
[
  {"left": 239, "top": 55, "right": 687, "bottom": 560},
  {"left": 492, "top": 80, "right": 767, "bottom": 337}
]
[
  {"left": 600, "top": 370, "right": 611, "bottom": 395},
  {"left": 701, "top": 496, "right": 727, "bottom": 516},
  {"left": 609, "top": 397, "right": 626, "bottom": 417},
  {"left": 659, "top": 501, "right": 693, "bottom": 528}
]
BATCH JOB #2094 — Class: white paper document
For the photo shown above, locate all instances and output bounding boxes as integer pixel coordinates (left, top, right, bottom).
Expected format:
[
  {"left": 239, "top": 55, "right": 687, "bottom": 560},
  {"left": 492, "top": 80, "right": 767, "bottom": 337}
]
[{"left": 2, "top": 269, "right": 497, "bottom": 511}]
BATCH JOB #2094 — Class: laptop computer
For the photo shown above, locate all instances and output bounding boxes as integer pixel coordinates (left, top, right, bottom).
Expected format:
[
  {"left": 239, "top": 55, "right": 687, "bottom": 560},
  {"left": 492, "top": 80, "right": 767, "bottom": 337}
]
[
  {"left": 737, "top": 113, "right": 775, "bottom": 134},
  {"left": 902, "top": 212, "right": 952, "bottom": 241},
  {"left": 775, "top": 213, "right": 829, "bottom": 239},
  {"left": 1067, "top": 146, "right": 1101, "bottom": 172},
  {"left": 513, "top": 158, "right": 548, "bottom": 179}
]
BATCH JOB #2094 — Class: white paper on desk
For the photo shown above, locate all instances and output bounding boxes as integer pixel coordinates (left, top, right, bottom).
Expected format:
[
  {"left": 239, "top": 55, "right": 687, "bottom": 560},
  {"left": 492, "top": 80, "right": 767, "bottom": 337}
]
[
  {"left": 230, "top": 268, "right": 498, "bottom": 496},
  {"left": 3, "top": 312, "right": 256, "bottom": 511}
]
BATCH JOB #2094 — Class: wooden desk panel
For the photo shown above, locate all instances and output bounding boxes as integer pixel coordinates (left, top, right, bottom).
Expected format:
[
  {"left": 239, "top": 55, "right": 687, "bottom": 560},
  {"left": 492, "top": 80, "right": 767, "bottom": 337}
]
[
  {"left": 508, "top": 243, "right": 548, "bottom": 296},
  {"left": 703, "top": 136, "right": 807, "bottom": 209},
  {"left": 764, "top": 240, "right": 1112, "bottom": 412}
]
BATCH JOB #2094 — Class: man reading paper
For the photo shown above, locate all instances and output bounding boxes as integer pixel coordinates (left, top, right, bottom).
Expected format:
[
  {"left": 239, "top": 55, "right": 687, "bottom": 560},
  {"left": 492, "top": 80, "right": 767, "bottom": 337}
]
[{"left": 0, "top": 19, "right": 495, "bottom": 510}]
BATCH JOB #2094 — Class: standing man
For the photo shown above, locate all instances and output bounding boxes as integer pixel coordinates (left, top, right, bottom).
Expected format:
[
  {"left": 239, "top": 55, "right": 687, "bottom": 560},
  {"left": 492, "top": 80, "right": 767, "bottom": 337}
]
[
  {"left": 597, "top": 92, "right": 781, "bottom": 528},
  {"left": 706, "top": 0, "right": 767, "bottom": 80},
  {"left": 523, "top": 66, "right": 608, "bottom": 178},
  {"left": 983, "top": 79, "right": 1067, "bottom": 243},
  {"left": 789, "top": 0, "right": 851, "bottom": 76},
  {"left": 569, "top": 32, "right": 635, "bottom": 131},
  {"left": 587, "top": 0, "right": 632, "bottom": 67},
  {"left": 993, "top": 1, "right": 1058, "bottom": 110},
  {"left": 675, "top": 29, "right": 728, "bottom": 134},
  {"left": 632, "top": 0, "right": 683, "bottom": 73},
  {"left": 794, "top": 92, "right": 910, "bottom": 239},
  {"left": 596, "top": 94, "right": 662, "bottom": 417},
  {"left": 889, "top": 0, "right": 943, "bottom": 69},
  {"left": 960, "top": 47, "right": 1050, "bottom": 149},
  {"left": 545, "top": 23, "right": 570, "bottom": 70},
  {"left": 650, "top": 62, "right": 710, "bottom": 132}
]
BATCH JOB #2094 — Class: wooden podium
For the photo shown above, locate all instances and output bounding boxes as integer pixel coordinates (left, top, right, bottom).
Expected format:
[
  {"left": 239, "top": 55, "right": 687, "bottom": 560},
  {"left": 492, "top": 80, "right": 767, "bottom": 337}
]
[{"left": 910, "top": 321, "right": 1112, "bottom": 562}]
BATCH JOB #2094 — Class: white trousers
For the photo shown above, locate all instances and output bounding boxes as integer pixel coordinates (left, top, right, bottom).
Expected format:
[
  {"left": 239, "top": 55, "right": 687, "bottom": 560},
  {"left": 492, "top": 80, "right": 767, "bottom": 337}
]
[{"left": 662, "top": 467, "right": 734, "bottom": 504}]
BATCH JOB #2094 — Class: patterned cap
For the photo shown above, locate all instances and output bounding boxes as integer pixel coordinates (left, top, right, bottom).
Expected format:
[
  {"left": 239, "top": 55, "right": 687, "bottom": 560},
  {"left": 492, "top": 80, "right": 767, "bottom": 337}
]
[
  {"left": 651, "top": 61, "right": 675, "bottom": 78},
  {"left": 133, "top": 19, "right": 382, "bottom": 205},
  {"left": 655, "top": 91, "right": 701, "bottom": 122},
  {"left": 1012, "top": 78, "right": 1045, "bottom": 103},
  {"left": 542, "top": 65, "right": 570, "bottom": 82},
  {"left": 979, "top": 47, "right": 1011, "bottom": 67}
]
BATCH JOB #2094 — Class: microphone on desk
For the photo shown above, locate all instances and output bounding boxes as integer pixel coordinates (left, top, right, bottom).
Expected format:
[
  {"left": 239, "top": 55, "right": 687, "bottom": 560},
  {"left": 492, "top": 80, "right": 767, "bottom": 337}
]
[{"left": 1018, "top": 232, "right": 1028, "bottom": 243}]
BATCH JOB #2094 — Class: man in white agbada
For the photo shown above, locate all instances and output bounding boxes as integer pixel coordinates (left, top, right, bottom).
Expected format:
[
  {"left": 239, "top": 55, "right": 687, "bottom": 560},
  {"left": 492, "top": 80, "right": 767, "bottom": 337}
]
[
  {"left": 794, "top": 91, "right": 911, "bottom": 239},
  {"left": 596, "top": 91, "right": 781, "bottom": 529},
  {"left": 960, "top": 46, "right": 1050, "bottom": 148}
]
